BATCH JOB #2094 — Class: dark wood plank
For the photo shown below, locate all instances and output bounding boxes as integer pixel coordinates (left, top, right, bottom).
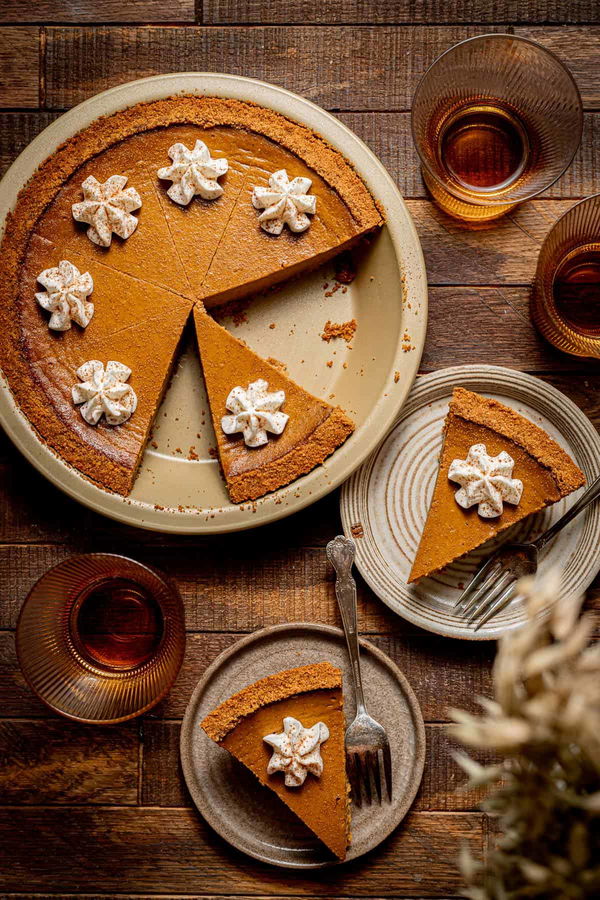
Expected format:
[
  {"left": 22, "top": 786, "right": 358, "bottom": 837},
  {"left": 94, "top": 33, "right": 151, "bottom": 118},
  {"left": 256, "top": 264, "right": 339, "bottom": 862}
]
[
  {"left": 0, "top": 719, "right": 138, "bottom": 804},
  {"left": 409, "top": 198, "right": 573, "bottom": 286},
  {"left": 0, "top": 631, "right": 50, "bottom": 717},
  {"left": 142, "top": 720, "right": 496, "bottom": 811},
  {"left": 0, "top": 806, "right": 484, "bottom": 895},
  {"left": 205, "top": 1, "right": 600, "bottom": 25},
  {"left": 422, "top": 286, "right": 600, "bottom": 372},
  {"left": 516, "top": 26, "right": 600, "bottom": 107},
  {"left": 0, "top": 111, "right": 59, "bottom": 175},
  {"left": 0, "top": 26, "right": 39, "bottom": 108},
  {"left": 0, "top": 1, "right": 196, "bottom": 23},
  {"left": 338, "top": 110, "right": 600, "bottom": 199},
  {"left": 43, "top": 25, "right": 503, "bottom": 111}
]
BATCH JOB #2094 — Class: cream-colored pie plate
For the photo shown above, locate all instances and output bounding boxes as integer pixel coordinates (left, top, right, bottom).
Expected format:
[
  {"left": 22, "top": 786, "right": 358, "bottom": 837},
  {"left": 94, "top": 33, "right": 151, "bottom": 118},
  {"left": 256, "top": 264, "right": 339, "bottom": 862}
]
[
  {"left": 340, "top": 365, "right": 600, "bottom": 640},
  {"left": 0, "top": 73, "right": 426, "bottom": 533}
]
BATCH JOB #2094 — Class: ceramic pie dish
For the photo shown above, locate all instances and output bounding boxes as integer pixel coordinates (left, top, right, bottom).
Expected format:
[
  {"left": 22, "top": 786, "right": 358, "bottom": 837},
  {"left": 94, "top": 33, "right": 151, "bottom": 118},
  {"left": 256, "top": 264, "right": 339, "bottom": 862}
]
[{"left": 0, "top": 73, "right": 427, "bottom": 534}]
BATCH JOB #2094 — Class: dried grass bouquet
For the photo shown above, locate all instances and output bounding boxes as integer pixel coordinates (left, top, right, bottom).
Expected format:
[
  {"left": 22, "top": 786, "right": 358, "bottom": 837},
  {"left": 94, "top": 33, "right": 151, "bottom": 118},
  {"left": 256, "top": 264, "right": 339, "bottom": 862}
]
[{"left": 450, "top": 573, "right": 600, "bottom": 899}]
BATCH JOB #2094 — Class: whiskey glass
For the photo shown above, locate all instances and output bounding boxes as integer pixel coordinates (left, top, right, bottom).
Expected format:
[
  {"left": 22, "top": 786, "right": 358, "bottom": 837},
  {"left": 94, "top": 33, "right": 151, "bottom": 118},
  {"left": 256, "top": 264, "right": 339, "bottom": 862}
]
[
  {"left": 411, "top": 34, "right": 582, "bottom": 221},
  {"left": 531, "top": 193, "right": 600, "bottom": 358},
  {"left": 16, "top": 553, "right": 185, "bottom": 723}
]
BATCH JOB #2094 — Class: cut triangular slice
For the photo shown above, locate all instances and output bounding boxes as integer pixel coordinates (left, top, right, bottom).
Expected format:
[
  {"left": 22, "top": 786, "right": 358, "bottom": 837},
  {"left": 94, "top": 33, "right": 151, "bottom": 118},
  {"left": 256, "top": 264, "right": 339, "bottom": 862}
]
[
  {"left": 409, "top": 388, "right": 585, "bottom": 582},
  {"left": 16, "top": 232, "right": 192, "bottom": 495},
  {"left": 201, "top": 662, "right": 350, "bottom": 860},
  {"left": 193, "top": 305, "right": 354, "bottom": 503},
  {"left": 35, "top": 134, "right": 192, "bottom": 298},
  {"left": 150, "top": 125, "right": 251, "bottom": 292},
  {"left": 199, "top": 130, "right": 381, "bottom": 308}
]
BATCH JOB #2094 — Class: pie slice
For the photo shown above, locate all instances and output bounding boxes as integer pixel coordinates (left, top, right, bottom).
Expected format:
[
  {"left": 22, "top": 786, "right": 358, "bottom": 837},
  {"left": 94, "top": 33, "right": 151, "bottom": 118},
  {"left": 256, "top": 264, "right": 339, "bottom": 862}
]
[
  {"left": 409, "top": 387, "right": 585, "bottom": 582},
  {"left": 199, "top": 129, "right": 379, "bottom": 307},
  {"left": 193, "top": 305, "right": 355, "bottom": 503},
  {"left": 201, "top": 662, "right": 350, "bottom": 860},
  {"left": 151, "top": 125, "right": 250, "bottom": 292},
  {"left": 35, "top": 135, "right": 192, "bottom": 298},
  {"left": 9, "top": 231, "right": 192, "bottom": 495}
]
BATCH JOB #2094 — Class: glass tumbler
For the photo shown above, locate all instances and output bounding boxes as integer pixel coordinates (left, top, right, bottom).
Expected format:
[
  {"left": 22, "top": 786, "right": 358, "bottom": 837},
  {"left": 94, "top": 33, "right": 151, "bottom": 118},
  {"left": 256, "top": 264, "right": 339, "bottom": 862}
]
[
  {"left": 411, "top": 34, "right": 582, "bottom": 221},
  {"left": 531, "top": 194, "right": 600, "bottom": 358},
  {"left": 16, "top": 553, "right": 186, "bottom": 723}
]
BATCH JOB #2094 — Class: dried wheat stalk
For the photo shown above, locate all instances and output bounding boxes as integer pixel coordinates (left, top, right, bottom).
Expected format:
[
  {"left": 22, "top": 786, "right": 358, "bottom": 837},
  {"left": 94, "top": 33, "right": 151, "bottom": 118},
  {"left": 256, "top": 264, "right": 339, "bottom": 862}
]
[{"left": 449, "top": 572, "right": 600, "bottom": 899}]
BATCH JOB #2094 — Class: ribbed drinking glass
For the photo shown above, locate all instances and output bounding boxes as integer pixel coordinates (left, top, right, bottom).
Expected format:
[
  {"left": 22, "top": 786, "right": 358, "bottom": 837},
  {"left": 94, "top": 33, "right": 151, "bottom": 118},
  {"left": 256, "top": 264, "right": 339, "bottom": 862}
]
[
  {"left": 16, "top": 553, "right": 185, "bottom": 723},
  {"left": 412, "top": 34, "right": 582, "bottom": 221}
]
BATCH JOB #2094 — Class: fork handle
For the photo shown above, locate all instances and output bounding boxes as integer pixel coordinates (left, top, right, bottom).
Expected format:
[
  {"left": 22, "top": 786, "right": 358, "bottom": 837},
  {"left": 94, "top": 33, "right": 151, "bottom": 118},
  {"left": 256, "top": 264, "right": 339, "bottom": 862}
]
[
  {"left": 534, "top": 473, "right": 600, "bottom": 550},
  {"left": 326, "top": 535, "right": 367, "bottom": 714}
]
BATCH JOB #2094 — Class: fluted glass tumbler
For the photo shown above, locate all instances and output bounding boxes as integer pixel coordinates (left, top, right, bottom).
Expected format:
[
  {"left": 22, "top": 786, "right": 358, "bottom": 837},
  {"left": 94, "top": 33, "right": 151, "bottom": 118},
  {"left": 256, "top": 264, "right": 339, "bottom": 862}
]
[
  {"left": 412, "top": 34, "right": 582, "bottom": 221},
  {"left": 16, "top": 554, "right": 186, "bottom": 723},
  {"left": 531, "top": 194, "right": 600, "bottom": 358}
]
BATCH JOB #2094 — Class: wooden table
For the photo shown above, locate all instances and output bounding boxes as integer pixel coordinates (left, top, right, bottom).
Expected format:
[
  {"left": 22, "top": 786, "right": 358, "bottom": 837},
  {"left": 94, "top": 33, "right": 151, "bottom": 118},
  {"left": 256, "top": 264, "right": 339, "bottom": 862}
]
[{"left": 0, "top": 2, "right": 598, "bottom": 897}]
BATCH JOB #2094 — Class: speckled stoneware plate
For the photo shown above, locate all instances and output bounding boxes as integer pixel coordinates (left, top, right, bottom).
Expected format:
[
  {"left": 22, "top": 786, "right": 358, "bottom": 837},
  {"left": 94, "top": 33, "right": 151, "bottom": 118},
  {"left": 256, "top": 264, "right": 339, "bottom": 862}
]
[
  {"left": 0, "top": 72, "right": 426, "bottom": 533},
  {"left": 340, "top": 365, "right": 600, "bottom": 641},
  {"left": 180, "top": 623, "right": 425, "bottom": 868}
]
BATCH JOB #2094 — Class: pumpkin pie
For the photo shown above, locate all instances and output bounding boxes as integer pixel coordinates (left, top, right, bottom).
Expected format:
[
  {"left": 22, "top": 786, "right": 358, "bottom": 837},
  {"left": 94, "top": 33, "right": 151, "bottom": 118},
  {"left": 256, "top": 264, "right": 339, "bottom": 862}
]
[
  {"left": 409, "top": 388, "right": 585, "bottom": 582},
  {"left": 193, "top": 305, "right": 355, "bottom": 503},
  {"left": 201, "top": 661, "right": 350, "bottom": 860},
  {"left": 0, "top": 95, "right": 380, "bottom": 498}
]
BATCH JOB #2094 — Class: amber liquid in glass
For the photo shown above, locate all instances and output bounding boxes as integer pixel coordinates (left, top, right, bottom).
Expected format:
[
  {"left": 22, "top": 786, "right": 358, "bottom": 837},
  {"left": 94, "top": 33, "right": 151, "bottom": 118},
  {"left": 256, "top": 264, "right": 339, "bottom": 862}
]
[
  {"left": 437, "top": 102, "right": 532, "bottom": 195},
  {"left": 553, "top": 243, "right": 600, "bottom": 336},
  {"left": 71, "top": 578, "right": 164, "bottom": 670}
]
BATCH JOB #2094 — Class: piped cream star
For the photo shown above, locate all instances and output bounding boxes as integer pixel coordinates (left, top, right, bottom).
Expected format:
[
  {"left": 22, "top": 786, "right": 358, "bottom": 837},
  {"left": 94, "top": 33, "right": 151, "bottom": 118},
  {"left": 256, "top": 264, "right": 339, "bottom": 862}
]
[
  {"left": 448, "top": 443, "right": 523, "bottom": 518},
  {"left": 221, "top": 378, "right": 288, "bottom": 447},
  {"left": 157, "top": 140, "right": 228, "bottom": 205},
  {"left": 72, "top": 360, "right": 137, "bottom": 426},
  {"left": 264, "top": 716, "right": 329, "bottom": 787},
  {"left": 71, "top": 175, "right": 142, "bottom": 247},
  {"left": 252, "top": 169, "right": 317, "bottom": 235},
  {"left": 35, "top": 260, "right": 94, "bottom": 331}
]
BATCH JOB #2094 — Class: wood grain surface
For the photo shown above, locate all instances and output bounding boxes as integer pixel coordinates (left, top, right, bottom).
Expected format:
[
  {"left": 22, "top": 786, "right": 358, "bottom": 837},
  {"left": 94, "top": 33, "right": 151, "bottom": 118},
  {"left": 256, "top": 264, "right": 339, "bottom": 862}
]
[{"left": 0, "top": 3, "right": 598, "bottom": 898}]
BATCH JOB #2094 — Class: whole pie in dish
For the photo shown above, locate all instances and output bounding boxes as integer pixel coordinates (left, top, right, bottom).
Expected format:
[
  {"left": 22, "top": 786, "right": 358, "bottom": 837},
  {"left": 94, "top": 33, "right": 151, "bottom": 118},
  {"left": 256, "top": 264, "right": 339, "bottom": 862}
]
[
  {"left": 409, "top": 388, "right": 585, "bottom": 582},
  {"left": 201, "top": 661, "right": 350, "bottom": 860},
  {"left": 0, "top": 96, "right": 382, "bottom": 501}
]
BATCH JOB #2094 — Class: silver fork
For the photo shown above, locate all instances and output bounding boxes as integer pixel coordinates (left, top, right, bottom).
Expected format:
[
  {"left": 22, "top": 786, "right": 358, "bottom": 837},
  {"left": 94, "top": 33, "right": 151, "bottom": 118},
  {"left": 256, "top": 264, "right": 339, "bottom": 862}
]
[
  {"left": 456, "top": 473, "right": 600, "bottom": 630},
  {"left": 326, "top": 535, "right": 392, "bottom": 806}
]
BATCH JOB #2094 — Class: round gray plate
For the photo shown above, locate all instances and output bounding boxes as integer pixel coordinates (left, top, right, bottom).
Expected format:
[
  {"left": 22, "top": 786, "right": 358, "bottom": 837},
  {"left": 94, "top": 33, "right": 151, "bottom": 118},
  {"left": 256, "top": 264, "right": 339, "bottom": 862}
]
[
  {"left": 341, "top": 365, "right": 600, "bottom": 640},
  {"left": 180, "top": 623, "right": 425, "bottom": 868}
]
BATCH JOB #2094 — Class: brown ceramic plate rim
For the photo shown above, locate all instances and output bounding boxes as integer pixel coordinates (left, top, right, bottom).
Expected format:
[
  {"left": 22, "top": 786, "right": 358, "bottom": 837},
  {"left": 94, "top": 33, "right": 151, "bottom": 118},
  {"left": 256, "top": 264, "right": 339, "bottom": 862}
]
[
  {"left": 179, "top": 622, "right": 426, "bottom": 868},
  {"left": 0, "top": 72, "right": 427, "bottom": 534}
]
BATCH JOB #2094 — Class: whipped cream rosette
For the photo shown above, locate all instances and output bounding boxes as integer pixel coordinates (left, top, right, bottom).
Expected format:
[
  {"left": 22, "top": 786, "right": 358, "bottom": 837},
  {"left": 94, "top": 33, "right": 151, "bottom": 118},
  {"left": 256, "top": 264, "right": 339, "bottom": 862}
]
[
  {"left": 72, "top": 360, "right": 138, "bottom": 426},
  {"left": 157, "top": 140, "right": 228, "bottom": 205},
  {"left": 35, "top": 260, "right": 94, "bottom": 331},
  {"left": 252, "top": 169, "right": 317, "bottom": 235},
  {"left": 72, "top": 175, "right": 142, "bottom": 247},
  {"left": 264, "top": 716, "right": 330, "bottom": 787},
  {"left": 449, "top": 443, "right": 523, "bottom": 518},
  {"left": 221, "top": 378, "right": 288, "bottom": 447}
]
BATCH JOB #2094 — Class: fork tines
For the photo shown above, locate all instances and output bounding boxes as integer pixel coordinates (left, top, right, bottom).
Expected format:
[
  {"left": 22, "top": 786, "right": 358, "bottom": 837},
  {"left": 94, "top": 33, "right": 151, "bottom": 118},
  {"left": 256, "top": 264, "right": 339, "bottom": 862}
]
[
  {"left": 347, "top": 744, "right": 392, "bottom": 807},
  {"left": 455, "top": 553, "right": 520, "bottom": 630}
]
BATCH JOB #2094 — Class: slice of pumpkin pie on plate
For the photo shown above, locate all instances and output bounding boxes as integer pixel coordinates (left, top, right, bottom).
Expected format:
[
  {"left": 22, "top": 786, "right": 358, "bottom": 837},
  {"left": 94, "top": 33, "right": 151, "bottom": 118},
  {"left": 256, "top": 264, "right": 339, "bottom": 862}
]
[
  {"left": 409, "top": 387, "right": 585, "bottom": 582},
  {"left": 201, "top": 661, "right": 350, "bottom": 860}
]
